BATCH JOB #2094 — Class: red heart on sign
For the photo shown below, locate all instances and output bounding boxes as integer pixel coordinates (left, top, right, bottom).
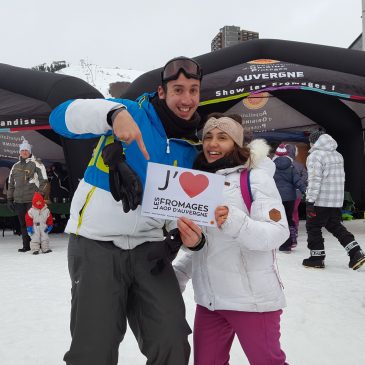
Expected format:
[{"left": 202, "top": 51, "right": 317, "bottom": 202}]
[{"left": 179, "top": 172, "right": 209, "bottom": 198}]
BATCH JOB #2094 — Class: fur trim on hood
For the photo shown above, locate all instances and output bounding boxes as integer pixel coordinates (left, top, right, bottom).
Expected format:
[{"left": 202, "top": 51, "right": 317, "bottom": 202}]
[
  {"left": 244, "top": 138, "right": 276, "bottom": 177},
  {"left": 245, "top": 139, "right": 271, "bottom": 169},
  {"left": 216, "top": 138, "right": 275, "bottom": 177}
]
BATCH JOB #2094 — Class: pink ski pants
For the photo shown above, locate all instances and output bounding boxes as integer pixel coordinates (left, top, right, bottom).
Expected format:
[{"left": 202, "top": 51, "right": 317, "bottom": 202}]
[{"left": 193, "top": 305, "right": 288, "bottom": 365}]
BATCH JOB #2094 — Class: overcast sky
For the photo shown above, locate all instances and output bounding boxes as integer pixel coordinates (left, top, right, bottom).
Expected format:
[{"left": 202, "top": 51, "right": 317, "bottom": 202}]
[{"left": 2, "top": 0, "right": 362, "bottom": 72}]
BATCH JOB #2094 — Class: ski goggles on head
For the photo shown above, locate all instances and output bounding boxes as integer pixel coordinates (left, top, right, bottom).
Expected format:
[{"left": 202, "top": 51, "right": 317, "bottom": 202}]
[{"left": 162, "top": 57, "right": 203, "bottom": 83}]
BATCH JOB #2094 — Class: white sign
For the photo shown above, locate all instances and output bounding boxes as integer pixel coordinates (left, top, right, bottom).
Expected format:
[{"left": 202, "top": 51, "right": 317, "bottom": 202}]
[{"left": 141, "top": 162, "right": 225, "bottom": 226}]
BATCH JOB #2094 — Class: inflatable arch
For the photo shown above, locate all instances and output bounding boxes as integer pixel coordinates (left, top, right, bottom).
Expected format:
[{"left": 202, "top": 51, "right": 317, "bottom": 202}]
[
  {"left": 0, "top": 63, "right": 102, "bottom": 193},
  {"left": 123, "top": 39, "right": 365, "bottom": 208},
  {"left": 1, "top": 39, "right": 365, "bottom": 208}
]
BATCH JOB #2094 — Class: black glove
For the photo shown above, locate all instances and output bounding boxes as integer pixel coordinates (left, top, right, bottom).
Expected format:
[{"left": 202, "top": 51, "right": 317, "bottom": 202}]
[
  {"left": 306, "top": 202, "right": 316, "bottom": 220},
  {"left": 101, "top": 141, "right": 143, "bottom": 213},
  {"left": 148, "top": 228, "right": 183, "bottom": 275},
  {"left": 7, "top": 200, "right": 16, "bottom": 213}
]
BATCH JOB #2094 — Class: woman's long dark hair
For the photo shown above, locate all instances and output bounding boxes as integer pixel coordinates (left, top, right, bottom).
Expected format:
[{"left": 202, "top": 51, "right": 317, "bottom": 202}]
[{"left": 195, "top": 112, "right": 251, "bottom": 167}]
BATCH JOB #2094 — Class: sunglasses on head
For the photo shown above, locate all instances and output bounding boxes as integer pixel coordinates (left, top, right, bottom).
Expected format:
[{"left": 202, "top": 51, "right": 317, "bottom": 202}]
[{"left": 162, "top": 57, "right": 202, "bottom": 83}]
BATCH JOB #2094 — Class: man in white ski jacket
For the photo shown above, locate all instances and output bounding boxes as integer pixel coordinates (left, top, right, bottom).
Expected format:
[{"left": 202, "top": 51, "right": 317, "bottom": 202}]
[{"left": 303, "top": 131, "right": 365, "bottom": 270}]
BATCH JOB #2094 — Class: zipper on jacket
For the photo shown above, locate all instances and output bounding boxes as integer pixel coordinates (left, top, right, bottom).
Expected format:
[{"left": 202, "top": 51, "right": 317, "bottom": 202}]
[
  {"left": 76, "top": 186, "right": 96, "bottom": 235},
  {"left": 272, "top": 250, "right": 284, "bottom": 289},
  {"left": 166, "top": 139, "right": 170, "bottom": 154}
]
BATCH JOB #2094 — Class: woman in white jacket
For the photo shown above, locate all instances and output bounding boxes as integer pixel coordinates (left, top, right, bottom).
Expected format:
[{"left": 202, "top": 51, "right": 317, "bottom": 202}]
[{"left": 174, "top": 114, "right": 289, "bottom": 365}]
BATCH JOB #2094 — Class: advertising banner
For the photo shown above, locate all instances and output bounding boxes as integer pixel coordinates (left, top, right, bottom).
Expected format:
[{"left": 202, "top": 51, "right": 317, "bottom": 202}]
[{"left": 201, "top": 59, "right": 365, "bottom": 104}]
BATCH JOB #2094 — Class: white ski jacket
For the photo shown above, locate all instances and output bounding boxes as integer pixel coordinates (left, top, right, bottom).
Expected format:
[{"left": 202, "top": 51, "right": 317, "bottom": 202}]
[
  {"left": 27, "top": 206, "right": 51, "bottom": 245},
  {"left": 174, "top": 140, "right": 289, "bottom": 312}
]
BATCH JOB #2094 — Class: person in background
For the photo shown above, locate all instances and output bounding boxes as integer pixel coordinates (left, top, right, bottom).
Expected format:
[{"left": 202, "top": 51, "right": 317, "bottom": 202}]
[
  {"left": 25, "top": 192, "right": 53, "bottom": 254},
  {"left": 174, "top": 114, "right": 289, "bottom": 365},
  {"left": 49, "top": 57, "right": 205, "bottom": 365},
  {"left": 48, "top": 162, "right": 70, "bottom": 202},
  {"left": 285, "top": 143, "right": 308, "bottom": 247},
  {"left": 273, "top": 143, "right": 306, "bottom": 252},
  {"left": 6, "top": 140, "right": 48, "bottom": 252},
  {"left": 303, "top": 130, "right": 365, "bottom": 269}
]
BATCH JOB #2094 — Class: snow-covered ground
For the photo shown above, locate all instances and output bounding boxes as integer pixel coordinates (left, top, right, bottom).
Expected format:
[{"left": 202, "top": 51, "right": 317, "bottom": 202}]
[{"left": 1, "top": 220, "right": 364, "bottom": 365}]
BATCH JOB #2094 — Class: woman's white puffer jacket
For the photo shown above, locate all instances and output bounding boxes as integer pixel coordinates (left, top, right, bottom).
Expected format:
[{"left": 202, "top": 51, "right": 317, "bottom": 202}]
[{"left": 174, "top": 139, "right": 289, "bottom": 312}]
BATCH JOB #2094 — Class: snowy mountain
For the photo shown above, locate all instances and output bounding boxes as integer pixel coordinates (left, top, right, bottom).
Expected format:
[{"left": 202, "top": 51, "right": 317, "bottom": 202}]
[{"left": 56, "top": 60, "right": 145, "bottom": 98}]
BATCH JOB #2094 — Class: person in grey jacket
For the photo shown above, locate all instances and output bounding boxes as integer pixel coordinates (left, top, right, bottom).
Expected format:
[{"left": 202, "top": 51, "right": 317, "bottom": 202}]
[
  {"left": 303, "top": 131, "right": 365, "bottom": 269},
  {"left": 7, "top": 140, "right": 48, "bottom": 252},
  {"left": 174, "top": 114, "right": 289, "bottom": 365}
]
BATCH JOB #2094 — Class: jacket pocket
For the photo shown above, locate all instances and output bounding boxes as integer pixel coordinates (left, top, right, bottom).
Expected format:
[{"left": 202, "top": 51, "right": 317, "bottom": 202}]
[{"left": 248, "top": 268, "right": 282, "bottom": 302}]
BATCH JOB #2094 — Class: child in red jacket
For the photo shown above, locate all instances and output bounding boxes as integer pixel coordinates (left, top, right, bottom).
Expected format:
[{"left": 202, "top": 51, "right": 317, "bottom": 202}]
[{"left": 25, "top": 192, "right": 53, "bottom": 255}]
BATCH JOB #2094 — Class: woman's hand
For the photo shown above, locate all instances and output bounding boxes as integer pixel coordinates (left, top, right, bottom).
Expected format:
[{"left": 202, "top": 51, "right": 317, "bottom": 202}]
[
  {"left": 215, "top": 205, "right": 229, "bottom": 228},
  {"left": 177, "top": 217, "right": 203, "bottom": 248}
]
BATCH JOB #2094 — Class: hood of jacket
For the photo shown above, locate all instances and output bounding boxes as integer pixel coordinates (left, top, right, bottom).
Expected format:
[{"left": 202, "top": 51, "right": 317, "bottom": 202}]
[
  {"left": 273, "top": 155, "right": 292, "bottom": 170},
  {"left": 32, "top": 192, "right": 46, "bottom": 209},
  {"left": 247, "top": 139, "right": 276, "bottom": 177},
  {"left": 309, "top": 133, "right": 337, "bottom": 153},
  {"left": 246, "top": 138, "right": 271, "bottom": 169}
]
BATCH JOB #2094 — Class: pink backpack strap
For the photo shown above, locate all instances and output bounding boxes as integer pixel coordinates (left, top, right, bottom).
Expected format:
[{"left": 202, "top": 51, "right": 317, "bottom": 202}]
[{"left": 240, "top": 168, "right": 253, "bottom": 213}]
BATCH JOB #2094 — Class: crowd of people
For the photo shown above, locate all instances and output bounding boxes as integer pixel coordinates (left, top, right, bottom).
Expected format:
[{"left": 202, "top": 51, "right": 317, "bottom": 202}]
[
  {"left": 5, "top": 140, "right": 70, "bottom": 252},
  {"left": 5, "top": 56, "right": 363, "bottom": 364}
]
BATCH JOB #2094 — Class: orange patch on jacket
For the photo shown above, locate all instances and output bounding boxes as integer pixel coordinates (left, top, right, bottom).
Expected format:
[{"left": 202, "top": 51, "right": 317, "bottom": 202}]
[{"left": 269, "top": 208, "right": 281, "bottom": 222}]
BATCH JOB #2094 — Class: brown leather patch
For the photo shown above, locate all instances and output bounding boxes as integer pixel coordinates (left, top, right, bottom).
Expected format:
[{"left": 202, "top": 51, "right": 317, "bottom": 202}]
[{"left": 269, "top": 208, "right": 281, "bottom": 222}]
